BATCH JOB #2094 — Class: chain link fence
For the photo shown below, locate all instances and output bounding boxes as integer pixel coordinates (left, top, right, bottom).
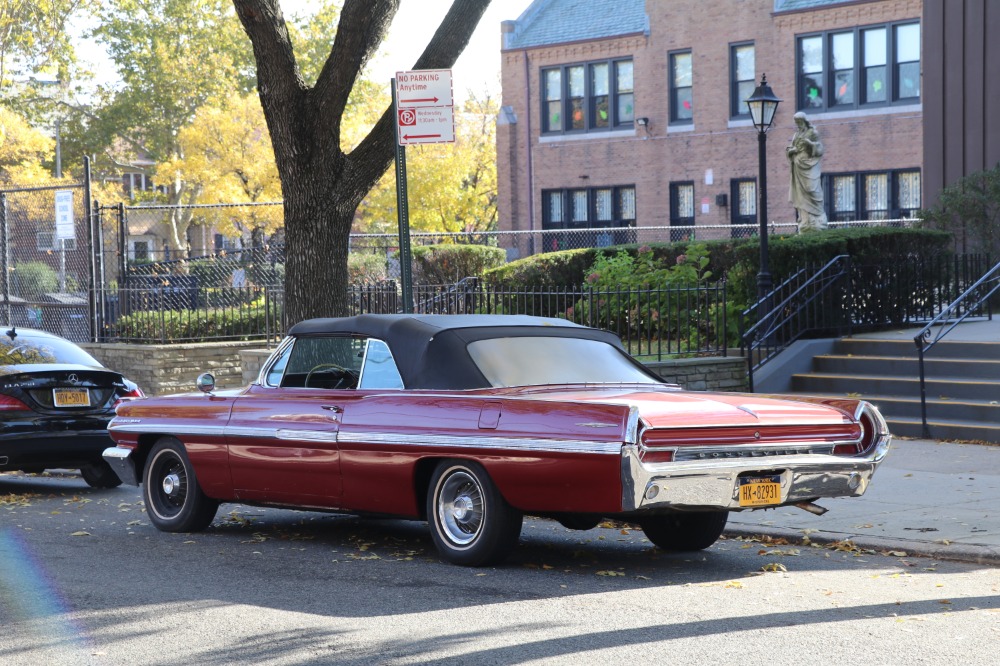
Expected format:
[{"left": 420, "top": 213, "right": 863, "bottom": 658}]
[
  {"left": 0, "top": 183, "right": 92, "bottom": 341},
  {"left": 1, "top": 190, "right": 921, "bottom": 345}
]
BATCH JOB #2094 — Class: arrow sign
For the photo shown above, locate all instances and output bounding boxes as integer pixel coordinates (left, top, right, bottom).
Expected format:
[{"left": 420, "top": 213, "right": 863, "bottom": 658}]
[
  {"left": 395, "top": 70, "right": 455, "bottom": 146},
  {"left": 397, "top": 106, "right": 455, "bottom": 145},
  {"left": 394, "top": 70, "right": 453, "bottom": 108}
]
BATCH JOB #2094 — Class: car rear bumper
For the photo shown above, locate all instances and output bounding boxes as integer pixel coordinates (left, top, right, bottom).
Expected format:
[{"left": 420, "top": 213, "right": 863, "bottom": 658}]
[
  {"left": 0, "top": 429, "right": 114, "bottom": 470},
  {"left": 102, "top": 445, "right": 140, "bottom": 486},
  {"left": 620, "top": 432, "right": 892, "bottom": 513}
]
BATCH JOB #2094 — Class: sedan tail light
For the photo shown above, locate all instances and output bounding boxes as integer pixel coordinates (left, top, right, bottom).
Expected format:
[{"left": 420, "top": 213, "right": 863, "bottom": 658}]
[
  {"left": 0, "top": 394, "right": 31, "bottom": 411},
  {"left": 113, "top": 386, "right": 145, "bottom": 410}
]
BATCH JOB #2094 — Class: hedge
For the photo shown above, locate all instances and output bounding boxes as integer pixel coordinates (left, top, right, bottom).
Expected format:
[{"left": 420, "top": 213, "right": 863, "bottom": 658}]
[
  {"left": 412, "top": 244, "right": 507, "bottom": 284},
  {"left": 114, "top": 304, "right": 276, "bottom": 342}
]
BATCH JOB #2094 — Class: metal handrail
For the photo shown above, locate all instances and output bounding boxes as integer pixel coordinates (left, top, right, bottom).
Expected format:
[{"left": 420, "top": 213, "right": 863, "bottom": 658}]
[
  {"left": 913, "top": 259, "right": 1000, "bottom": 437},
  {"left": 741, "top": 255, "right": 852, "bottom": 392}
]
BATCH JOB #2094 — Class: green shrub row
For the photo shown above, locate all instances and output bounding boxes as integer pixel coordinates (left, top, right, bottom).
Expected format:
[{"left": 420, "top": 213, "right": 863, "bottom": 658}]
[
  {"left": 485, "top": 227, "right": 952, "bottom": 299},
  {"left": 114, "top": 304, "right": 277, "bottom": 342}
]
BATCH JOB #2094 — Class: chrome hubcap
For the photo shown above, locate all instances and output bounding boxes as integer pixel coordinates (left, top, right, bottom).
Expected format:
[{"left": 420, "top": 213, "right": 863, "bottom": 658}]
[
  {"left": 437, "top": 470, "right": 484, "bottom": 546},
  {"left": 162, "top": 473, "right": 181, "bottom": 496}
]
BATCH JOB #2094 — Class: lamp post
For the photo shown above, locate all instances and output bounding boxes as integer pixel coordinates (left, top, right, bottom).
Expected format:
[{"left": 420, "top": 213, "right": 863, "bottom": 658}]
[{"left": 745, "top": 74, "right": 781, "bottom": 302}]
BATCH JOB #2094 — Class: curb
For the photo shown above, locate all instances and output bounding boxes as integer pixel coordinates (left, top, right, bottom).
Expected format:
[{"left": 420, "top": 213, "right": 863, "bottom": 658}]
[{"left": 724, "top": 524, "right": 1000, "bottom": 567}]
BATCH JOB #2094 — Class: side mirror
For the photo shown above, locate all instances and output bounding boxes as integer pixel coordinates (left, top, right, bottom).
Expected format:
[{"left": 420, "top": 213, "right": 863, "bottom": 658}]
[{"left": 196, "top": 373, "right": 216, "bottom": 394}]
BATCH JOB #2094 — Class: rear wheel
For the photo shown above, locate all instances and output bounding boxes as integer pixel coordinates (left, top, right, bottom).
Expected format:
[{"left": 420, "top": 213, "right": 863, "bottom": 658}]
[
  {"left": 639, "top": 511, "right": 729, "bottom": 551},
  {"left": 143, "top": 437, "right": 219, "bottom": 532},
  {"left": 80, "top": 461, "right": 122, "bottom": 489},
  {"left": 427, "top": 460, "right": 522, "bottom": 566}
]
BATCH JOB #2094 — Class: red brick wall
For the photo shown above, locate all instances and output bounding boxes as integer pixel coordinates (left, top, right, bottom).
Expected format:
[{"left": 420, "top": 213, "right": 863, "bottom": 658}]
[{"left": 498, "top": 0, "right": 923, "bottom": 242}]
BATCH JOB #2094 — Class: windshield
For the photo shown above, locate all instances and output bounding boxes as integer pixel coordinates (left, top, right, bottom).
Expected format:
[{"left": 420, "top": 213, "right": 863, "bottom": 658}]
[
  {"left": 467, "top": 336, "right": 660, "bottom": 388},
  {"left": 0, "top": 332, "right": 102, "bottom": 366}
]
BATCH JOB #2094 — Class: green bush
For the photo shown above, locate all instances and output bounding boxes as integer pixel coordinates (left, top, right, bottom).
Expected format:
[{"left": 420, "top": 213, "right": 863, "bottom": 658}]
[
  {"left": 348, "top": 252, "right": 389, "bottom": 284},
  {"left": 412, "top": 245, "right": 506, "bottom": 284},
  {"left": 115, "top": 303, "right": 278, "bottom": 342},
  {"left": 567, "top": 244, "right": 739, "bottom": 353},
  {"left": 14, "top": 261, "right": 58, "bottom": 297},
  {"left": 919, "top": 163, "right": 1000, "bottom": 256},
  {"left": 486, "top": 228, "right": 950, "bottom": 293},
  {"left": 727, "top": 226, "right": 953, "bottom": 307}
]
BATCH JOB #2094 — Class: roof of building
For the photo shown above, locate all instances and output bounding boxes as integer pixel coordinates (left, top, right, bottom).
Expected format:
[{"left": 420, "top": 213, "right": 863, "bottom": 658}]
[
  {"left": 502, "top": 0, "right": 648, "bottom": 51},
  {"left": 773, "top": 0, "right": 865, "bottom": 12}
]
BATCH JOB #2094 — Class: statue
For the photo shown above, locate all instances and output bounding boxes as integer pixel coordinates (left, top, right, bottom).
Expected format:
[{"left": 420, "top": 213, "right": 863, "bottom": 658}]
[{"left": 786, "top": 112, "right": 828, "bottom": 231}]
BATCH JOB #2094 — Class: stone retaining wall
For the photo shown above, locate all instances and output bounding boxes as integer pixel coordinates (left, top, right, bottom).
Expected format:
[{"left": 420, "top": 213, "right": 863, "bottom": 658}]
[
  {"left": 82, "top": 343, "right": 747, "bottom": 396},
  {"left": 80, "top": 341, "right": 264, "bottom": 396},
  {"left": 645, "top": 356, "right": 747, "bottom": 392}
]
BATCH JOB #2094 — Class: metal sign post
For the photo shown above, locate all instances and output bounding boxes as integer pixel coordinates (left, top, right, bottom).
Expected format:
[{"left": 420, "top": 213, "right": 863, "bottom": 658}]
[
  {"left": 392, "top": 70, "right": 456, "bottom": 313},
  {"left": 391, "top": 79, "right": 415, "bottom": 314}
]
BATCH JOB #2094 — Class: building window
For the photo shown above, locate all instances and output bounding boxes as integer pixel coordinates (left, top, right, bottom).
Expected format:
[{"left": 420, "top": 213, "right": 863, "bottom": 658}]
[
  {"left": 36, "top": 232, "right": 76, "bottom": 251},
  {"left": 669, "top": 182, "right": 695, "bottom": 241},
  {"left": 131, "top": 240, "right": 150, "bottom": 262},
  {"left": 616, "top": 61, "right": 634, "bottom": 124},
  {"left": 544, "top": 69, "right": 562, "bottom": 132},
  {"left": 797, "top": 21, "right": 920, "bottom": 112},
  {"left": 541, "top": 59, "right": 635, "bottom": 134},
  {"left": 122, "top": 172, "right": 156, "bottom": 199},
  {"left": 895, "top": 23, "right": 920, "bottom": 100},
  {"left": 830, "top": 174, "right": 857, "bottom": 222},
  {"left": 730, "top": 43, "right": 755, "bottom": 118},
  {"left": 669, "top": 50, "right": 693, "bottom": 124},
  {"left": 541, "top": 186, "right": 637, "bottom": 250},
  {"left": 862, "top": 28, "right": 887, "bottom": 104},
  {"left": 823, "top": 169, "right": 921, "bottom": 220},
  {"left": 731, "top": 178, "right": 757, "bottom": 238}
]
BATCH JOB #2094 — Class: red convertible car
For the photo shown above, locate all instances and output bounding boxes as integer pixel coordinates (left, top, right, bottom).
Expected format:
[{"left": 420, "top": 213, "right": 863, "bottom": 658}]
[{"left": 104, "top": 314, "right": 890, "bottom": 566}]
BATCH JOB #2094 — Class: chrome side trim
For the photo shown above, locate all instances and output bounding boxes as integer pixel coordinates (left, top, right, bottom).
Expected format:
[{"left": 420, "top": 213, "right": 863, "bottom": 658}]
[
  {"left": 109, "top": 423, "right": 225, "bottom": 437},
  {"left": 276, "top": 429, "right": 339, "bottom": 443},
  {"left": 106, "top": 422, "right": 614, "bottom": 454},
  {"left": 108, "top": 422, "right": 340, "bottom": 445},
  {"left": 337, "top": 430, "right": 622, "bottom": 455}
]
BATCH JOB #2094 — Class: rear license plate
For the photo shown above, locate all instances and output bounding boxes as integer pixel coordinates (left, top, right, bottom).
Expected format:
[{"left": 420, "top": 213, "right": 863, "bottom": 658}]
[
  {"left": 53, "top": 388, "right": 90, "bottom": 407},
  {"left": 738, "top": 475, "right": 782, "bottom": 507}
]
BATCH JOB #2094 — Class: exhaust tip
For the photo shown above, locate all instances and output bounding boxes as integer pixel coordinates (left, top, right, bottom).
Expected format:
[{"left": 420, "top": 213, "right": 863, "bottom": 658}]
[{"left": 794, "top": 501, "right": 828, "bottom": 516}]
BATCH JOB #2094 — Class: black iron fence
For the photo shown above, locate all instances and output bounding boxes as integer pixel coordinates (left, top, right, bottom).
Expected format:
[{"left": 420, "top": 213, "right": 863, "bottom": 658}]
[
  {"left": 94, "top": 279, "right": 731, "bottom": 360},
  {"left": 740, "top": 253, "right": 995, "bottom": 390}
]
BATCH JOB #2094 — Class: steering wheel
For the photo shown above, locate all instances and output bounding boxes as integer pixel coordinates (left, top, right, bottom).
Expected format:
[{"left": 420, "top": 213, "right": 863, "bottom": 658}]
[{"left": 305, "top": 363, "right": 348, "bottom": 388}]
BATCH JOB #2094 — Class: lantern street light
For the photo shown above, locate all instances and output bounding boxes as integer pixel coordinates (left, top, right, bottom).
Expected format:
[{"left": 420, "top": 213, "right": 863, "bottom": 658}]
[{"left": 745, "top": 74, "right": 781, "bottom": 302}]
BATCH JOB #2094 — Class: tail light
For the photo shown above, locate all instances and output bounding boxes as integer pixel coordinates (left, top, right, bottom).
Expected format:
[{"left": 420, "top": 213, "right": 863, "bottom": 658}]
[
  {"left": 0, "top": 394, "right": 31, "bottom": 411},
  {"left": 113, "top": 384, "right": 145, "bottom": 410},
  {"left": 834, "top": 404, "right": 881, "bottom": 456}
]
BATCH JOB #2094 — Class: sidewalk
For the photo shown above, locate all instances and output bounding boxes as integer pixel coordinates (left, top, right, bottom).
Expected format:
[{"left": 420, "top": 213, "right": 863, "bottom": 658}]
[{"left": 726, "top": 437, "right": 1000, "bottom": 564}]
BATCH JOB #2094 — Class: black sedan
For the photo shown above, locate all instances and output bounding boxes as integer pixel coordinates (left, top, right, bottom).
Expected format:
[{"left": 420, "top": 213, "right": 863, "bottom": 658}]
[{"left": 0, "top": 326, "right": 143, "bottom": 487}]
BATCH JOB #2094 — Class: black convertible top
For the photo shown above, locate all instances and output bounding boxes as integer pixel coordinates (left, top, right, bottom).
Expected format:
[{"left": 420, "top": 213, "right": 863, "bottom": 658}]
[{"left": 286, "top": 314, "right": 636, "bottom": 390}]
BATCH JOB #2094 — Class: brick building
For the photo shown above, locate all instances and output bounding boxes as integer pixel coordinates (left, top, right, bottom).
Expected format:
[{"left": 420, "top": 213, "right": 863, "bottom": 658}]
[{"left": 496, "top": 0, "right": 927, "bottom": 257}]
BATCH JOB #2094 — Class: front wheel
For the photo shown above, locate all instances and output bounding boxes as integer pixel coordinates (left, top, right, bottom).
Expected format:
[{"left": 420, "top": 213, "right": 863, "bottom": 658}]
[
  {"left": 80, "top": 461, "right": 123, "bottom": 489},
  {"left": 427, "top": 460, "right": 522, "bottom": 566},
  {"left": 143, "top": 437, "right": 219, "bottom": 532},
  {"left": 639, "top": 511, "right": 728, "bottom": 551}
]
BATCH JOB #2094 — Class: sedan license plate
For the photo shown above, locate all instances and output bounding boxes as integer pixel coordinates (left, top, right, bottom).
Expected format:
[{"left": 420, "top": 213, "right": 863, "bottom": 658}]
[
  {"left": 738, "top": 475, "right": 782, "bottom": 507},
  {"left": 53, "top": 388, "right": 90, "bottom": 407}
]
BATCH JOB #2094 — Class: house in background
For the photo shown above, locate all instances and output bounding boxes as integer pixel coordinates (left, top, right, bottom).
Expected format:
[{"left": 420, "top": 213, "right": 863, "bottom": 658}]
[{"left": 496, "top": 0, "right": 943, "bottom": 258}]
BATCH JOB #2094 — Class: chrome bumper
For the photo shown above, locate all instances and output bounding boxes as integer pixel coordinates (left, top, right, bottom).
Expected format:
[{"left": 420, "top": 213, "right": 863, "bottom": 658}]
[
  {"left": 102, "top": 446, "right": 140, "bottom": 486},
  {"left": 620, "top": 433, "right": 891, "bottom": 512}
]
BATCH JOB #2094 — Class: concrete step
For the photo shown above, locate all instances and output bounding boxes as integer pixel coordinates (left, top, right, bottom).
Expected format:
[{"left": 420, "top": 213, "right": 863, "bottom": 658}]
[
  {"left": 885, "top": 416, "right": 1000, "bottom": 444},
  {"left": 834, "top": 338, "right": 1000, "bottom": 360},
  {"left": 791, "top": 372, "right": 1000, "bottom": 402},
  {"left": 812, "top": 354, "right": 1000, "bottom": 379}
]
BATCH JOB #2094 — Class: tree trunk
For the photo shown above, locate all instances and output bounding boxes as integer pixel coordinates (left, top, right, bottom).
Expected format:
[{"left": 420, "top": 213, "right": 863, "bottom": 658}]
[{"left": 235, "top": 0, "right": 491, "bottom": 323}]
